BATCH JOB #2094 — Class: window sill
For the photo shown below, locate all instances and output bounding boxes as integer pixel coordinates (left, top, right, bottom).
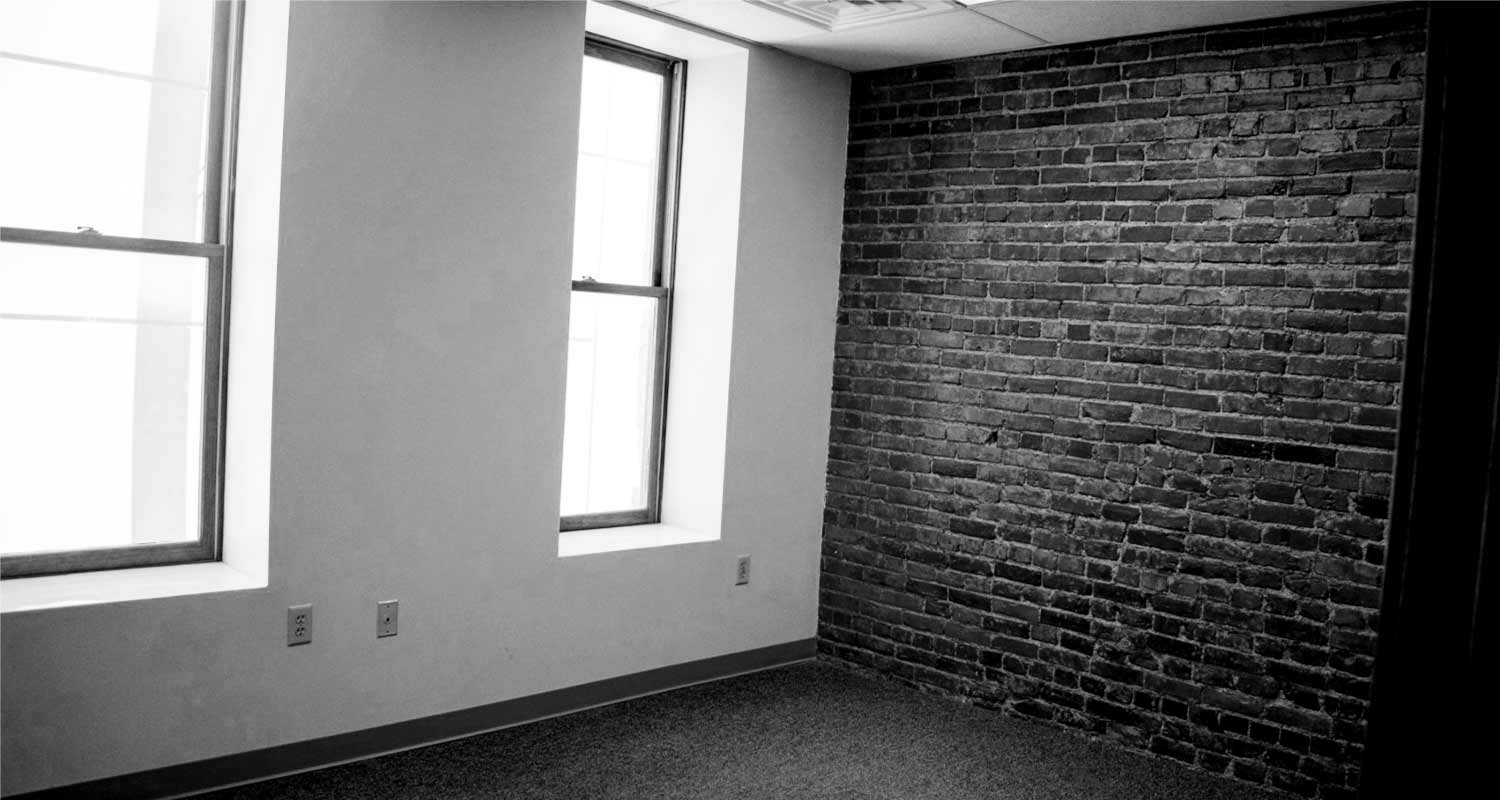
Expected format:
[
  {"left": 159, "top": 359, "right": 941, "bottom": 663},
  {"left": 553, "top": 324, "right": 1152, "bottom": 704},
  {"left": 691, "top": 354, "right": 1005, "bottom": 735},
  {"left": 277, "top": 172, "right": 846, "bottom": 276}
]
[
  {"left": 558, "top": 523, "right": 718, "bottom": 558},
  {"left": 0, "top": 561, "right": 266, "bottom": 614}
]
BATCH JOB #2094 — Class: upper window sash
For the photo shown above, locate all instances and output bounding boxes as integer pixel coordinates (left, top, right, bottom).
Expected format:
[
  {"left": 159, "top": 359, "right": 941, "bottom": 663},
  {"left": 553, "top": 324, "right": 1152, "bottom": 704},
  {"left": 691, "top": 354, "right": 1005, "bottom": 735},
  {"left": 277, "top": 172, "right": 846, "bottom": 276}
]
[
  {"left": 571, "top": 37, "right": 682, "bottom": 292},
  {"left": 0, "top": 1, "right": 239, "bottom": 246}
]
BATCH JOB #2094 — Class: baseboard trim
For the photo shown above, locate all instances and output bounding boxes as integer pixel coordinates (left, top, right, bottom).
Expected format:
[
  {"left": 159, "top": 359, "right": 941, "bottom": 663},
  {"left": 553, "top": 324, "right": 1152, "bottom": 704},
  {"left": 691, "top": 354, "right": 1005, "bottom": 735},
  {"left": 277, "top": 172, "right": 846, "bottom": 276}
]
[{"left": 10, "top": 638, "right": 817, "bottom": 800}]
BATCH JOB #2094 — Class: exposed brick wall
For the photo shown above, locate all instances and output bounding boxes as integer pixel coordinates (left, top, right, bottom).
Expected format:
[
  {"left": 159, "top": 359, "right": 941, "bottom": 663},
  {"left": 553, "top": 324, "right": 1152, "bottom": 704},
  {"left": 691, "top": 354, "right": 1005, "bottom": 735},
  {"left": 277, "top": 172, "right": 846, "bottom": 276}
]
[{"left": 817, "top": 5, "right": 1425, "bottom": 798}]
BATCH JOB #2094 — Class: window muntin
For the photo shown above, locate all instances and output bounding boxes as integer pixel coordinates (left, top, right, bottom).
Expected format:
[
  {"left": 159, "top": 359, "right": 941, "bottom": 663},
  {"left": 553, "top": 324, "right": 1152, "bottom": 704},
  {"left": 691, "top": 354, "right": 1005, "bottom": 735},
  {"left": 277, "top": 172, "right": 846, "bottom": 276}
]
[
  {"left": 560, "top": 39, "right": 682, "bottom": 531},
  {"left": 0, "top": 0, "right": 239, "bottom": 578}
]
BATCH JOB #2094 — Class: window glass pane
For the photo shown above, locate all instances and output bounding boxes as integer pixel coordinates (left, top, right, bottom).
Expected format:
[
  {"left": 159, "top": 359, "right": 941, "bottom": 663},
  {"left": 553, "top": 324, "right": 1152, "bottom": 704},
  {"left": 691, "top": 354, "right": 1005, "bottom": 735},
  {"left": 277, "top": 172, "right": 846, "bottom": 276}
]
[
  {"left": 560, "top": 292, "right": 659, "bottom": 517},
  {"left": 0, "top": 0, "right": 216, "bottom": 240},
  {"left": 570, "top": 54, "right": 665, "bottom": 286},
  {"left": 0, "top": 242, "right": 207, "bottom": 556}
]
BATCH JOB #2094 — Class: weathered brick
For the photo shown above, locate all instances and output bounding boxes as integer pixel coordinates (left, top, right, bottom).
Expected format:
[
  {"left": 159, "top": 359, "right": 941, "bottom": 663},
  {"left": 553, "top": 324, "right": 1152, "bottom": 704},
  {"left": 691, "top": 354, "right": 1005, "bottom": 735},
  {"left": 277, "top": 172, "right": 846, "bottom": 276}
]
[{"left": 821, "top": 7, "right": 1419, "bottom": 799}]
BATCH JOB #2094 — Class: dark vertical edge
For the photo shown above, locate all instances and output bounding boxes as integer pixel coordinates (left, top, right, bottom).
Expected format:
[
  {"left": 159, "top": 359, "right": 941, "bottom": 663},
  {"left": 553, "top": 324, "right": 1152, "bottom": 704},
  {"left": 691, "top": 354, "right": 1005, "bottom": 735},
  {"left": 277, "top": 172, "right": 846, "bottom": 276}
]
[
  {"left": 198, "top": 247, "right": 227, "bottom": 563},
  {"left": 1359, "top": 4, "right": 1443, "bottom": 788},
  {"left": 200, "top": 0, "right": 233, "bottom": 246},
  {"left": 1472, "top": 351, "right": 1500, "bottom": 748},
  {"left": 199, "top": 0, "right": 245, "bottom": 563},
  {"left": 647, "top": 59, "right": 686, "bottom": 525},
  {"left": 1361, "top": 2, "right": 1500, "bottom": 796}
]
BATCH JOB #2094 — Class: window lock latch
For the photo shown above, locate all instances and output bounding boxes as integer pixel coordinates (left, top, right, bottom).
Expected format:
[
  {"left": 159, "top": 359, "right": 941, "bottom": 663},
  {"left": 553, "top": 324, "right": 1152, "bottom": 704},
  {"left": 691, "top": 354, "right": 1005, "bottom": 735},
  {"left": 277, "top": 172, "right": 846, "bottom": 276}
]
[{"left": 76, "top": 226, "right": 100, "bottom": 235}]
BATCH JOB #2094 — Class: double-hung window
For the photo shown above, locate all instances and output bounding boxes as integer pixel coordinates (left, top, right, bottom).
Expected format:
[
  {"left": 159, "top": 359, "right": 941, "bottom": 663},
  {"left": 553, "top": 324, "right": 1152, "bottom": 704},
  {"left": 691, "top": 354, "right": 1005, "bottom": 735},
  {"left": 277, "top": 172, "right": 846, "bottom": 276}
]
[
  {"left": 0, "top": 1, "right": 241, "bottom": 577},
  {"left": 560, "top": 39, "right": 684, "bottom": 531}
]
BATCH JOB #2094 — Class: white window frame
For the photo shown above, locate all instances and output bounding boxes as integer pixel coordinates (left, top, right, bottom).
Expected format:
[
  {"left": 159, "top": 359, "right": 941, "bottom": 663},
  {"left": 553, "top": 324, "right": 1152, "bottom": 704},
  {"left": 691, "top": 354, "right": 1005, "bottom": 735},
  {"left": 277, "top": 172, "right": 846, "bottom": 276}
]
[
  {"left": 561, "top": 36, "right": 686, "bottom": 532},
  {"left": 0, "top": 0, "right": 244, "bottom": 579}
]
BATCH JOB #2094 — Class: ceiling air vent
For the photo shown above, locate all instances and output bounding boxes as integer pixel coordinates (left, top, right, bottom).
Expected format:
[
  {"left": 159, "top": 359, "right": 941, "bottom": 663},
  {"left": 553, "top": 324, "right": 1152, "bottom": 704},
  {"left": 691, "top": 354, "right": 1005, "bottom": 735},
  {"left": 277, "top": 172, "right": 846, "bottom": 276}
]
[{"left": 748, "top": 0, "right": 959, "bottom": 32}]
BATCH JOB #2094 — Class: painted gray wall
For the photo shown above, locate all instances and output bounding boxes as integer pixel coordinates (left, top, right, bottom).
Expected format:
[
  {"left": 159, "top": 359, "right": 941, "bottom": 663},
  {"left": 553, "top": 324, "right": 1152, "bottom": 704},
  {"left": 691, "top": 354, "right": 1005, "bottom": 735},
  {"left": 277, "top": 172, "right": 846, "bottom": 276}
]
[{"left": 0, "top": 2, "right": 849, "bottom": 793}]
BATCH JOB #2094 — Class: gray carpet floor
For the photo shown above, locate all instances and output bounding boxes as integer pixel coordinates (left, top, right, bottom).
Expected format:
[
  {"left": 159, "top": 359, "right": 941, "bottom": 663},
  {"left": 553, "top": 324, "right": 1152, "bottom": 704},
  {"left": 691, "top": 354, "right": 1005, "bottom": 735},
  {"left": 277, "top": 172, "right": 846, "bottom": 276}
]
[{"left": 197, "top": 660, "right": 1283, "bottom": 800}]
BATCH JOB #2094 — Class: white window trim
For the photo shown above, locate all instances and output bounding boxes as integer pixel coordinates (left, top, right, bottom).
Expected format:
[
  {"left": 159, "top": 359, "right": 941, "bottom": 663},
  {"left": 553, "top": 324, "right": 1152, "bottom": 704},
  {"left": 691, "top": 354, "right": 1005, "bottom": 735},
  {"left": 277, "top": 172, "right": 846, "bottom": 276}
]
[{"left": 560, "top": 2, "right": 749, "bottom": 558}]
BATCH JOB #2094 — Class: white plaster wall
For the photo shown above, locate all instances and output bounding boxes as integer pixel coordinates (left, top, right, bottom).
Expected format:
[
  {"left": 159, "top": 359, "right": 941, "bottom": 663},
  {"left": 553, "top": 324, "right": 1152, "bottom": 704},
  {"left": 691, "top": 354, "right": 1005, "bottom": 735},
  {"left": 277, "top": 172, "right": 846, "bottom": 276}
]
[
  {"left": 724, "top": 46, "right": 852, "bottom": 633},
  {"left": 0, "top": 1, "right": 849, "bottom": 794}
]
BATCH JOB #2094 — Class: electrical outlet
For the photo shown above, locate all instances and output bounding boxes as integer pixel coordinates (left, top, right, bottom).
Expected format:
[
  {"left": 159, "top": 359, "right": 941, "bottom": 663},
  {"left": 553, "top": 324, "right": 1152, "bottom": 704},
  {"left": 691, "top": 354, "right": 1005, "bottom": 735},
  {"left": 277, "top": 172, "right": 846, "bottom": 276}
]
[
  {"left": 287, "top": 604, "right": 312, "bottom": 646},
  {"left": 736, "top": 555, "right": 751, "bottom": 586},
  {"left": 377, "top": 600, "right": 399, "bottom": 638}
]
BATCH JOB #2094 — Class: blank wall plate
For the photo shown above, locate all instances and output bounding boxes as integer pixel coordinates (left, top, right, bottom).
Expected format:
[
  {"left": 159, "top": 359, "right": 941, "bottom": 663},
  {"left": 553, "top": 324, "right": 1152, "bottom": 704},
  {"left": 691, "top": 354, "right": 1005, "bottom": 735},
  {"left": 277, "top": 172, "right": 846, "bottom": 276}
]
[{"left": 377, "top": 600, "right": 399, "bottom": 638}]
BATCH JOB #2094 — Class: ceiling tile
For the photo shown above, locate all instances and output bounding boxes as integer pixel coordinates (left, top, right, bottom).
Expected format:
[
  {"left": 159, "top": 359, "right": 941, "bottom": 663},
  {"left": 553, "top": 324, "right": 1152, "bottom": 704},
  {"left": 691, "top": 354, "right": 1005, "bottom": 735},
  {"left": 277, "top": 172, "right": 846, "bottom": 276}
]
[
  {"left": 620, "top": 0, "right": 1391, "bottom": 72},
  {"left": 649, "top": 0, "right": 830, "bottom": 41},
  {"left": 774, "top": 8, "right": 1045, "bottom": 71},
  {"left": 750, "top": 0, "right": 958, "bottom": 32},
  {"left": 975, "top": 0, "right": 1377, "bottom": 46}
]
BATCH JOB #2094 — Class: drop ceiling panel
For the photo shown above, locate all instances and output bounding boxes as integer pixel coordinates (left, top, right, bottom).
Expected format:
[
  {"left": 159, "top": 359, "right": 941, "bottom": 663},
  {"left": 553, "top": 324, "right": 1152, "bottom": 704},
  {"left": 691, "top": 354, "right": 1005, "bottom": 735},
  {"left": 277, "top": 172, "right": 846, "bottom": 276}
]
[
  {"left": 773, "top": 9, "right": 1044, "bottom": 71},
  {"left": 974, "top": 0, "right": 1374, "bottom": 45},
  {"left": 648, "top": 0, "right": 831, "bottom": 41},
  {"left": 616, "top": 0, "right": 1393, "bottom": 72},
  {"left": 750, "top": 0, "right": 958, "bottom": 32}
]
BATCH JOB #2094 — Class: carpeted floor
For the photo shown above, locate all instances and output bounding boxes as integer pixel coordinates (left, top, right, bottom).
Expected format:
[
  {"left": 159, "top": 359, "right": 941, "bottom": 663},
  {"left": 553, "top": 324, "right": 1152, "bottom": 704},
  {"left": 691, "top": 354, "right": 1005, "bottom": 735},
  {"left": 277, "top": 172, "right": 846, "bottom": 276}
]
[{"left": 197, "top": 660, "right": 1283, "bottom": 800}]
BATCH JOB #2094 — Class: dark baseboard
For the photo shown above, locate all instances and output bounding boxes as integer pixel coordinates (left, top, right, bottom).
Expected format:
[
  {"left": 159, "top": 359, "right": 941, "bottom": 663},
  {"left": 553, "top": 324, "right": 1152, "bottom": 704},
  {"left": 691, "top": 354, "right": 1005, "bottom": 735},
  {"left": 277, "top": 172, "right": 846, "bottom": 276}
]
[{"left": 10, "top": 639, "right": 816, "bottom": 800}]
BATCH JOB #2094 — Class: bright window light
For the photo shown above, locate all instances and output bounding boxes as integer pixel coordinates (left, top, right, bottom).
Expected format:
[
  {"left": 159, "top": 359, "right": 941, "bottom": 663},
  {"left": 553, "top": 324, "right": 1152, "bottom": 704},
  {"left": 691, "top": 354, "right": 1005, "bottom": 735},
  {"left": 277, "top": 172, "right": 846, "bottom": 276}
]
[
  {"left": 0, "top": 0, "right": 234, "bottom": 577},
  {"left": 560, "top": 42, "right": 681, "bottom": 529}
]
